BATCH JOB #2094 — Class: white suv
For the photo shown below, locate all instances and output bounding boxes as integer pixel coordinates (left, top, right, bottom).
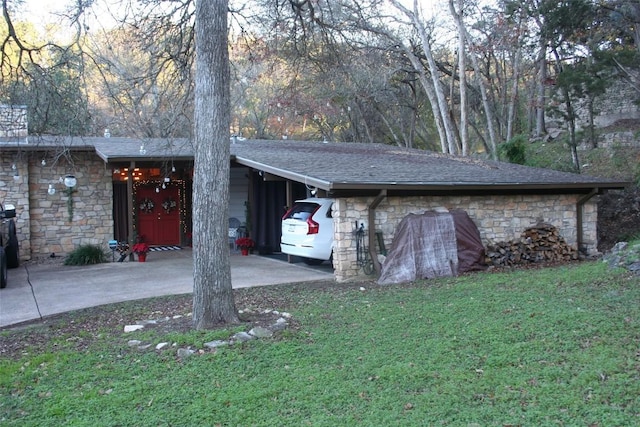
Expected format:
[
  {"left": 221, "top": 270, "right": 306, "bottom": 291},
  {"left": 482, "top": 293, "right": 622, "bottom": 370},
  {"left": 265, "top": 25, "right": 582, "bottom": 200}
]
[{"left": 280, "top": 198, "right": 334, "bottom": 265}]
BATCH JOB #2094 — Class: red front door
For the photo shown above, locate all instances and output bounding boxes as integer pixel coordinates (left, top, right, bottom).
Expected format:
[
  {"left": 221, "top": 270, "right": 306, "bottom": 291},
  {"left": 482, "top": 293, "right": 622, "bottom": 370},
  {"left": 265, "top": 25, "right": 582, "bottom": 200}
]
[{"left": 136, "top": 184, "right": 181, "bottom": 245}]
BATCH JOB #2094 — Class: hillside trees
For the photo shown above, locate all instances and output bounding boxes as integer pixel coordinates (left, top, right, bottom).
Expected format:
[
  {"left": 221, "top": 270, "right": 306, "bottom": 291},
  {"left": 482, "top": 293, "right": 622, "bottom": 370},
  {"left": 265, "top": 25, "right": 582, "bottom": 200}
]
[
  {"left": 86, "top": 26, "right": 194, "bottom": 138},
  {"left": 0, "top": 4, "right": 91, "bottom": 135}
]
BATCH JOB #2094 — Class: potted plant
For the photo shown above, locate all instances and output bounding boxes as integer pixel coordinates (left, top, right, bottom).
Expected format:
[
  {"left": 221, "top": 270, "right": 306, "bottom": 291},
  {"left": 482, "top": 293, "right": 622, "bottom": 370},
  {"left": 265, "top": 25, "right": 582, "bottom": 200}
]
[
  {"left": 132, "top": 241, "right": 150, "bottom": 262},
  {"left": 235, "top": 237, "right": 255, "bottom": 256}
]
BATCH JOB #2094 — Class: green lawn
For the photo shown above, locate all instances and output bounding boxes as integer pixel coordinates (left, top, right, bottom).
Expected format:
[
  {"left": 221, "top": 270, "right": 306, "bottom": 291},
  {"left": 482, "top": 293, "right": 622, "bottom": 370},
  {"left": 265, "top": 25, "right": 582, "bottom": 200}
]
[{"left": 1, "top": 261, "right": 639, "bottom": 426}]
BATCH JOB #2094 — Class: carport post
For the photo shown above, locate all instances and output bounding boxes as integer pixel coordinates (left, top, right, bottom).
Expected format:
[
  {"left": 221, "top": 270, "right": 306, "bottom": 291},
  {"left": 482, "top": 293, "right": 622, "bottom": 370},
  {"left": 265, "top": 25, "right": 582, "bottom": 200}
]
[
  {"left": 127, "top": 161, "right": 135, "bottom": 261},
  {"left": 368, "top": 190, "right": 386, "bottom": 275},
  {"left": 285, "top": 180, "right": 294, "bottom": 263}
]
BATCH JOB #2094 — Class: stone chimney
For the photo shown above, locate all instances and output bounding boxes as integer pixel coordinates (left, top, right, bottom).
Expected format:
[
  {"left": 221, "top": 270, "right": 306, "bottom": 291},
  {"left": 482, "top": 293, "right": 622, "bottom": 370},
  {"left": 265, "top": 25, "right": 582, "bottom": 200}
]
[{"left": 0, "top": 105, "right": 28, "bottom": 137}]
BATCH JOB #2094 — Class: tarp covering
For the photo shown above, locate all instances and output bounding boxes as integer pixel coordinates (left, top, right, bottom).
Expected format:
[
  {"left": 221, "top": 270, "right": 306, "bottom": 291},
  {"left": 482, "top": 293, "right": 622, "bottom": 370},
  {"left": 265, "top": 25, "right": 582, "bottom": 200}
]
[{"left": 378, "top": 210, "right": 486, "bottom": 285}]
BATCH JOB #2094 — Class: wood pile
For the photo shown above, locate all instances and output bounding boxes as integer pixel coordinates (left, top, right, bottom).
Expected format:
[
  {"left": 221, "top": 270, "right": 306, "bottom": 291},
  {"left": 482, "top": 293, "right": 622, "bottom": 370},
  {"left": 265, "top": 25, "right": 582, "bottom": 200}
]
[{"left": 485, "top": 223, "right": 578, "bottom": 267}]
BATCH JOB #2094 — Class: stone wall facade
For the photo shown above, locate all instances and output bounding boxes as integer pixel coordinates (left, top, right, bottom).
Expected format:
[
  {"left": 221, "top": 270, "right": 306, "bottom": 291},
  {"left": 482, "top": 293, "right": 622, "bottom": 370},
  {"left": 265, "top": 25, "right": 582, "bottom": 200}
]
[
  {"left": 0, "top": 150, "right": 113, "bottom": 261},
  {"left": 0, "top": 105, "right": 28, "bottom": 137},
  {"left": 332, "top": 194, "right": 598, "bottom": 282}
]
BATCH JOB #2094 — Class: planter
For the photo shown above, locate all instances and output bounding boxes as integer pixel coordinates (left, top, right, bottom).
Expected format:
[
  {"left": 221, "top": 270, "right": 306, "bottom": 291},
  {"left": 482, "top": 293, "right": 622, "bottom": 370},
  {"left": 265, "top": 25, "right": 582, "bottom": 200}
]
[
  {"left": 137, "top": 253, "right": 147, "bottom": 262},
  {"left": 241, "top": 248, "right": 249, "bottom": 256}
]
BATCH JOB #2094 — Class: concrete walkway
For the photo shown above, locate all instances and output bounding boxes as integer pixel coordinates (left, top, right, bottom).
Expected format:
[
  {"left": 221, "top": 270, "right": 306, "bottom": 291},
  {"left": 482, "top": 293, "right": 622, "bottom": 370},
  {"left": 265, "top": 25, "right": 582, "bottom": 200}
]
[{"left": 0, "top": 249, "right": 334, "bottom": 328}]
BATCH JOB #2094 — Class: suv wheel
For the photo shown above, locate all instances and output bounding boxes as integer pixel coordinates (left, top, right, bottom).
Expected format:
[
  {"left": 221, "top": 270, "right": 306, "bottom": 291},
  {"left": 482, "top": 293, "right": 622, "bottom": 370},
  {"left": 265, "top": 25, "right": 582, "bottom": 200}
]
[
  {"left": 6, "top": 221, "right": 19, "bottom": 269},
  {"left": 0, "top": 247, "right": 7, "bottom": 289}
]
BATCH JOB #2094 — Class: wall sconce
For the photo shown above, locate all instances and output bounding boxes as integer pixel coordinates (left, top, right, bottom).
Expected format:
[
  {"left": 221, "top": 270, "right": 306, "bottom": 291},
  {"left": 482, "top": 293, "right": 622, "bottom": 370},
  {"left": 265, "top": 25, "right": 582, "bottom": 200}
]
[
  {"left": 11, "top": 163, "right": 19, "bottom": 181},
  {"left": 47, "top": 184, "right": 56, "bottom": 195},
  {"left": 63, "top": 174, "right": 77, "bottom": 221}
]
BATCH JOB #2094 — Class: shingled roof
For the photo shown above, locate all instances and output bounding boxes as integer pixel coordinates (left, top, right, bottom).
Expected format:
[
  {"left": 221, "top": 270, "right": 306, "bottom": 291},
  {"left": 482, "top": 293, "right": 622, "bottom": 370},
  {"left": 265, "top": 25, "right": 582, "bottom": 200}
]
[
  {"left": 3, "top": 136, "right": 627, "bottom": 195},
  {"left": 229, "top": 139, "right": 627, "bottom": 195}
]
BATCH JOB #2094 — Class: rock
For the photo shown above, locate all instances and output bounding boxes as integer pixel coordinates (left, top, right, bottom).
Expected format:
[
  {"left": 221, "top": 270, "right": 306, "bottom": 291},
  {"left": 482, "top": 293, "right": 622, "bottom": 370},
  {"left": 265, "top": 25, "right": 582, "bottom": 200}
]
[
  {"left": 127, "top": 340, "right": 142, "bottom": 347},
  {"left": 156, "top": 342, "right": 170, "bottom": 350},
  {"left": 249, "top": 327, "right": 273, "bottom": 338},
  {"left": 628, "top": 261, "right": 640, "bottom": 272},
  {"left": 124, "top": 325, "right": 144, "bottom": 333},
  {"left": 177, "top": 348, "right": 195, "bottom": 358},
  {"left": 232, "top": 332, "right": 254, "bottom": 342},
  {"left": 203, "top": 340, "right": 229, "bottom": 349},
  {"left": 270, "top": 322, "right": 287, "bottom": 332},
  {"left": 612, "top": 242, "right": 628, "bottom": 253}
]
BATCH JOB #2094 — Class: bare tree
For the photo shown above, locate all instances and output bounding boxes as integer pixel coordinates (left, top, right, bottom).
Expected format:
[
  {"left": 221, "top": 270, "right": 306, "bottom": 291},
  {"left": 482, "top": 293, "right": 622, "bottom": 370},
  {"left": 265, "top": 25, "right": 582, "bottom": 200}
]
[
  {"left": 192, "top": 0, "right": 239, "bottom": 329},
  {"left": 449, "top": 0, "right": 468, "bottom": 156}
]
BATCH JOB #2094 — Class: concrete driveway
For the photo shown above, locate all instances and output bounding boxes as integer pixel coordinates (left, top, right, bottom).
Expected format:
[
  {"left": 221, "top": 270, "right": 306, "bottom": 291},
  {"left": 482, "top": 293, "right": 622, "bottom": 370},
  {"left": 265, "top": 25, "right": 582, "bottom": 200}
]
[{"left": 0, "top": 249, "right": 334, "bottom": 328}]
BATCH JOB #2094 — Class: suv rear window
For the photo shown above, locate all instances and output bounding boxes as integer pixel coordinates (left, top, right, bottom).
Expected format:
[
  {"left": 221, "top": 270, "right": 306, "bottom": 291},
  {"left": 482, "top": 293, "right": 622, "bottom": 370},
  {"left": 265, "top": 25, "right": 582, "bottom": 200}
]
[
  {"left": 284, "top": 202, "right": 320, "bottom": 221},
  {"left": 284, "top": 202, "right": 333, "bottom": 220}
]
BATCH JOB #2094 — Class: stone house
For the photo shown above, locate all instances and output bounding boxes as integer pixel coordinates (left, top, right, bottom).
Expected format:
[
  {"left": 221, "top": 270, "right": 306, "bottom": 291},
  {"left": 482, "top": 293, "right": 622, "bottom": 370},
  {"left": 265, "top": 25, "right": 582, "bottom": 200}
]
[{"left": 0, "top": 131, "right": 626, "bottom": 282}]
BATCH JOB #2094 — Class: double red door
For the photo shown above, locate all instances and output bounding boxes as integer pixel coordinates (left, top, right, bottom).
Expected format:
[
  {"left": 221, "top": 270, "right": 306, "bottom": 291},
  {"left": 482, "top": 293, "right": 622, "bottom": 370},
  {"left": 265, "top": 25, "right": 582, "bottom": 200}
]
[{"left": 136, "top": 184, "right": 181, "bottom": 245}]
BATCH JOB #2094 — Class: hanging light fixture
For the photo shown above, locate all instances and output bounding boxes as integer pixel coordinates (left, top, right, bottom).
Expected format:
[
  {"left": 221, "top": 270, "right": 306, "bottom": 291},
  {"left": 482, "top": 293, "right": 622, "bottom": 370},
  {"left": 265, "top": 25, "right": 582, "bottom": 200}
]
[
  {"left": 64, "top": 175, "right": 77, "bottom": 189},
  {"left": 63, "top": 175, "right": 77, "bottom": 222}
]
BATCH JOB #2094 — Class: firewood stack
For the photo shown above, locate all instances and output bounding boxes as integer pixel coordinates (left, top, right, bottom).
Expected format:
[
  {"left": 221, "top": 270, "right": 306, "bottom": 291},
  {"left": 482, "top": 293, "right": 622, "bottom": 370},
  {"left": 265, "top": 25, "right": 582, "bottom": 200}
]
[{"left": 485, "top": 223, "right": 578, "bottom": 267}]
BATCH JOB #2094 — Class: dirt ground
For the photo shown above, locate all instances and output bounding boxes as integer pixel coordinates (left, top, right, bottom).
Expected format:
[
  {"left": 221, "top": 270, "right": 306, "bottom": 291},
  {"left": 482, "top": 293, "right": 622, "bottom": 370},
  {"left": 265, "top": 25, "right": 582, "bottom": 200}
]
[{"left": 598, "top": 185, "right": 640, "bottom": 251}]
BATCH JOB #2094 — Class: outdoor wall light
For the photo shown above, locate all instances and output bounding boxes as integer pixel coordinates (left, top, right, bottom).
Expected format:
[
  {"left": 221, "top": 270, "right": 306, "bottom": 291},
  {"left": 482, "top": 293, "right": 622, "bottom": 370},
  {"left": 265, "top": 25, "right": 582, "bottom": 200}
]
[
  {"left": 63, "top": 174, "right": 77, "bottom": 222},
  {"left": 47, "top": 184, "right": 56, "bottom": 195},
  {"left": 64, "top": 175, "right": 77, "bottom": 189}
]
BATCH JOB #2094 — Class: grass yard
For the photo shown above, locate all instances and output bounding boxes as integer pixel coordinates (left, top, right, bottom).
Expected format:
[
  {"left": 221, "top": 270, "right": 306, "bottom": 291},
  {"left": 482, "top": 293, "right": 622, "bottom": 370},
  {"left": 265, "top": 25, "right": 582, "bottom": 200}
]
[{"left": 1, "top": 261, "right": 639, "bottom": 426}]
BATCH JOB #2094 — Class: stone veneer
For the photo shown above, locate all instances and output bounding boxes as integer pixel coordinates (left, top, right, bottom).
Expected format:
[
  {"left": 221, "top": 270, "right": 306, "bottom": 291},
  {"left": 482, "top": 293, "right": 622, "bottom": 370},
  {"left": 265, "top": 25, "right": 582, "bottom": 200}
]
[
  {"left": 332, "top": 194, "right": 598, "bottom": 282},
  {"left": 0, "top": 150, "right": 113, "bottom": 260}
]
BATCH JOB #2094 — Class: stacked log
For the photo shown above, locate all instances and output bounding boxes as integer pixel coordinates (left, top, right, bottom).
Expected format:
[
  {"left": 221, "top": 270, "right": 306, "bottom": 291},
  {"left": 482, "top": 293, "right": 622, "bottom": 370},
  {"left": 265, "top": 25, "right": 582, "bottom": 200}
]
[{"left": 485, "top": 223, "right": 578, "bottom": 267}]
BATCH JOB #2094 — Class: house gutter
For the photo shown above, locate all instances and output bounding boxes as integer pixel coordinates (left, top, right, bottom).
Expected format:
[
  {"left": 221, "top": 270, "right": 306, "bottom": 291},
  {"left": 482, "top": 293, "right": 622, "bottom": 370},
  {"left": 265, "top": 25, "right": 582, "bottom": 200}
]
[
  {"left": 576, "top": 188, "right": 599, "bottom": 254},
  {"left": 368, "top": 190, "right": 387, "bottom": 276}
]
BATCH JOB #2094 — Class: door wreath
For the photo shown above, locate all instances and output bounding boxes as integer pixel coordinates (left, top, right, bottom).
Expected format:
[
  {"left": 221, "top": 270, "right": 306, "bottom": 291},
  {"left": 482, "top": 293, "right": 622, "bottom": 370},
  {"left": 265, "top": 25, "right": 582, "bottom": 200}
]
[
  {"left": 139, "top": 198, "right": 155, "bottom": 213},
  {"left": 162, "top": 198, "right": 177, "bottom": 214}
]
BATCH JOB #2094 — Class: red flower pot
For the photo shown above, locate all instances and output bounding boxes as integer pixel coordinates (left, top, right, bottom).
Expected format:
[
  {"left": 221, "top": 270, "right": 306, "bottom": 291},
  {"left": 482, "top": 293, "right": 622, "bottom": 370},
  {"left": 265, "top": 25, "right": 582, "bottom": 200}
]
[
  {"left": 241, "top": 248, "right": 249, "bottom": 256},
  {"left": 137, "top": 253, "right": 147, "bottom": 262}
]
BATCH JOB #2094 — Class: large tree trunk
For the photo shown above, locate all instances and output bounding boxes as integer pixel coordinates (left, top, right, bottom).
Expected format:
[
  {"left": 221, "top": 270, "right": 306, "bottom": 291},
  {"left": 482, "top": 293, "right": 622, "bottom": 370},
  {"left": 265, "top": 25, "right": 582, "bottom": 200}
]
[
  {"left": 535, "top": 41, "right": 547, "bottom": 138},
  {"left": 192, "top": 0, "right": 239, "bottom": 329},
  {"left": 450, "top": 0, "right": 468, "bottom": 156},
  {"left": 390, "top": 0, "right": 457, "bottom": 154}
]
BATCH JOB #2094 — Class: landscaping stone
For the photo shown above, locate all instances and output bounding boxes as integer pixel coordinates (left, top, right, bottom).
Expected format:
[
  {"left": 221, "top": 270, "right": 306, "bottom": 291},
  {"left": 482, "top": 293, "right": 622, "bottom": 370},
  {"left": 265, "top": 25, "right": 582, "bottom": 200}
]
[
  {"left": 177, "top": 348, "right": 195, "bottom": 359},
  {"left": 232, "top": 332, "right": 254, "bottom": 342},
  {"left": 203, "top": 340, "right": 229, "bottom": 349},
  {"left": 249, "top": 326, "right": 273, "bottom": 338},
  {"left": 602, "top": 241, "right": 640, "bottom": 275},
  {"left": 124, "top": 308, "right": 291, "bottom": 356}
]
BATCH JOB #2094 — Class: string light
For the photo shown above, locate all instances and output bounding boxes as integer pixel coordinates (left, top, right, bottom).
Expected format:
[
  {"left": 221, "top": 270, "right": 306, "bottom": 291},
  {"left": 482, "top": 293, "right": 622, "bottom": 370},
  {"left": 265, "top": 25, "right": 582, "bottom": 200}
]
[{"left": 133, "top": 179, "right": 188, "bottom": 235}]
